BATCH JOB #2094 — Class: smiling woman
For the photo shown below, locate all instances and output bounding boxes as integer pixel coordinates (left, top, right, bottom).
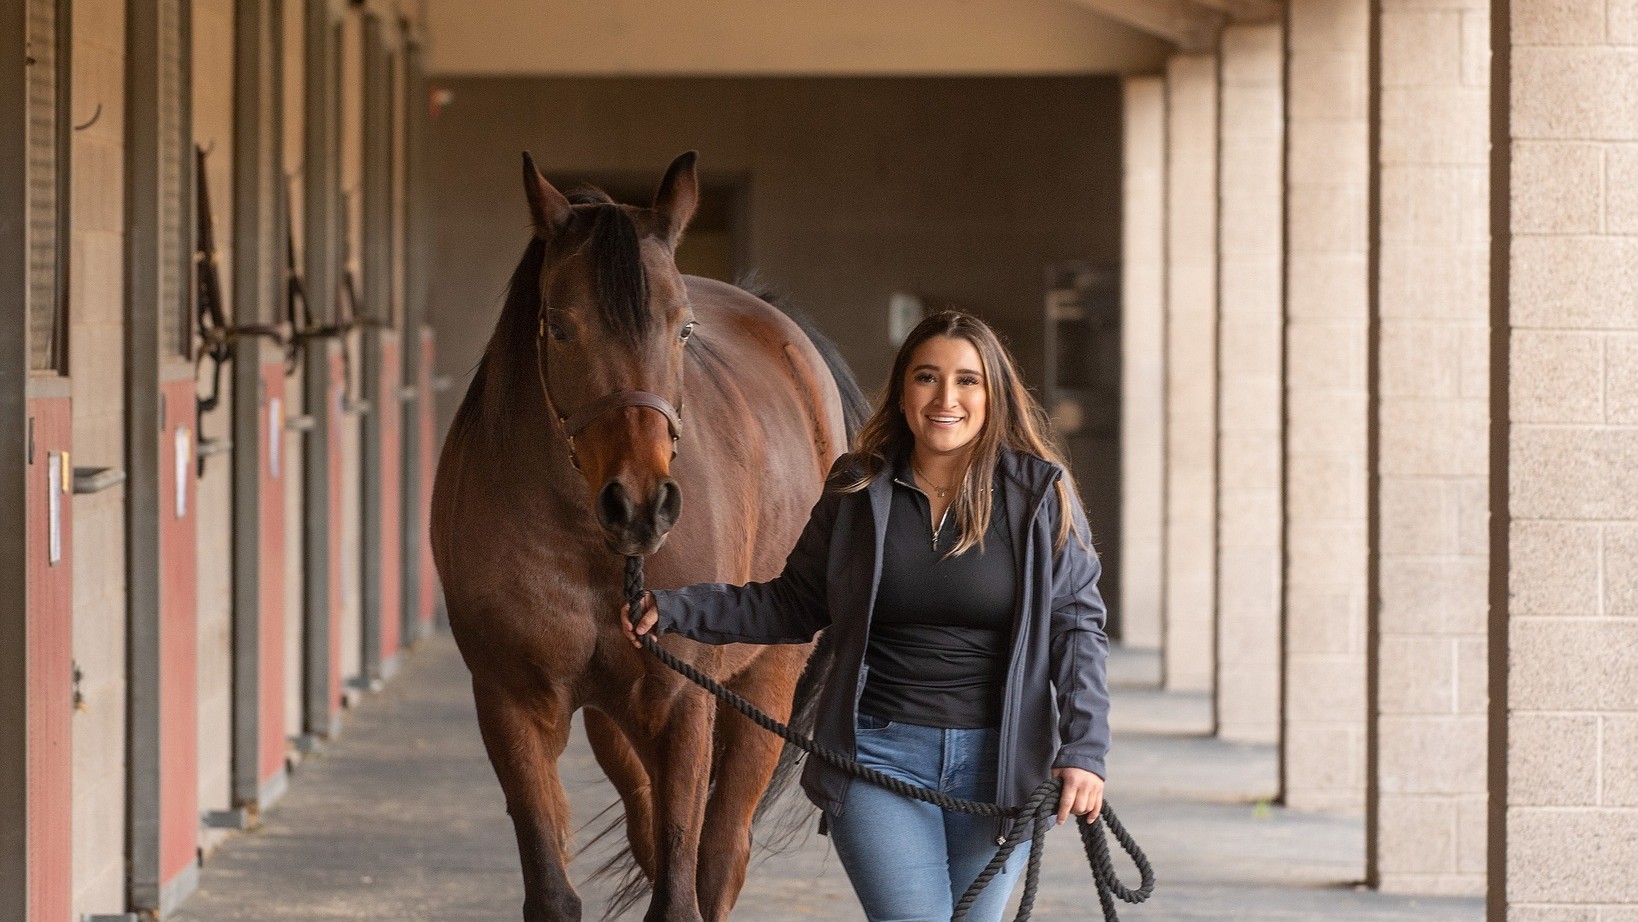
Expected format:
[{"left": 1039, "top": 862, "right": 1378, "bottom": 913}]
[
  {"left": 628, "top": 310, "right": 1112, "bottom": 922},
  {"left": 903, "top": 336, "right": 988, "bottom": 468}
]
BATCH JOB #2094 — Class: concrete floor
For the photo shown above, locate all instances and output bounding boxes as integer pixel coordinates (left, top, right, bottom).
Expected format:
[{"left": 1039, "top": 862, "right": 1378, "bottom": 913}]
[{"left": 173, "top": 635, "right": 1483, "bottom": 921}]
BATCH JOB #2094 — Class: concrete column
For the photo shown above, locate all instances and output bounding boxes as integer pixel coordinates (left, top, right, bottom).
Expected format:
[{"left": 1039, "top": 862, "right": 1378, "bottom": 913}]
[
  {"left": 1163, "top": 53, "right": 1219, "bottom": 694},
  {"left": 1369, "top": 0, "right": 1490, "bottom": 896},
  {"left": 1121, "top": 74, "right": 1165, "bottom": 652},
  {"left": 1215, "top": 23, "right": 1284, "bottom": 745},
  {"left": 1282, "top": 0, "right": 1369, "bottom": 812},
  {"left": 68, "top": 0, "right": 134, "bottom": 912},
  {"left": 192, "top": 0, "right": 240, "bottom": 855},
  {"left": 1500, "top": 1, "right": 1638, "bottom": 915}
]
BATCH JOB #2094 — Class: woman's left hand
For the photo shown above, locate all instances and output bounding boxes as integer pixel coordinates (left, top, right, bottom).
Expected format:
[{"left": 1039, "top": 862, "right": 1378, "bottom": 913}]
[{"left": 1051, "top": 767, "right": 1105, "bottom": 824}]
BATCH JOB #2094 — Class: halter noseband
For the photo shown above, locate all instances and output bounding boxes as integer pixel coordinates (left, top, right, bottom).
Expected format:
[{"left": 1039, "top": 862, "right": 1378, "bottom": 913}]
[{"left": 557, "top": 389, "right": 683, "bottom": 473}]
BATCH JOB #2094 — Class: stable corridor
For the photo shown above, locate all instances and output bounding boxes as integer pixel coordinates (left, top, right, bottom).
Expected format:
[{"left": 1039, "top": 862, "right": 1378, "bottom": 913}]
[
  {"left": 171, "top": 634, "right": 1482, "bottom": 922},
  {"left": 8, "top": 2, "right": 1638, "bottom": 919}
]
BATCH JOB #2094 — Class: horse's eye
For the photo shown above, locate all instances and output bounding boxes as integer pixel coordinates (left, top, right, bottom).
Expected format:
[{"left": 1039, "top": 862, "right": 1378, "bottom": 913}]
[
  {"left": 547, "top": 322, "right": 568, "bottom": 342},
  {"left": 679, "top": 321, "right": 696, "bottom": 342}
]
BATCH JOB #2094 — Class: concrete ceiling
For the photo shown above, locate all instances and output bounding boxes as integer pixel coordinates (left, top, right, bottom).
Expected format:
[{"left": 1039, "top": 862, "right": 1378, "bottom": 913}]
[{"left": 425, "top": 0, "right": 1174, "bottom": 77}]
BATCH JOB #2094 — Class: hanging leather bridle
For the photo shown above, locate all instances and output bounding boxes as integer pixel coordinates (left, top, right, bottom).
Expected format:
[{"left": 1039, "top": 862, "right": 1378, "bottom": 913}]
[{"left": 534, "top": 314, "right": 684, "bottom": 473}]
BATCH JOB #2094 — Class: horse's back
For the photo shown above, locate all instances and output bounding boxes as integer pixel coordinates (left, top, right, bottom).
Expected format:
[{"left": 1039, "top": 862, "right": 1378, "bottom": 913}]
[{"left": 681, "top": 275, "right": 847, "bottom": 464}]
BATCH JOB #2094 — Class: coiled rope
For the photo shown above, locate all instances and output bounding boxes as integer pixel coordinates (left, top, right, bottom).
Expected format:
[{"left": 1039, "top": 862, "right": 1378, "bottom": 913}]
[{"left": 622, "top": 556, "right": 1155, "bottom": 922}]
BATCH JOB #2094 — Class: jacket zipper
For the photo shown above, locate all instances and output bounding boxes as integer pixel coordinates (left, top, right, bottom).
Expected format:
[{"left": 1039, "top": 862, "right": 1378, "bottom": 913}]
[{"left": 894, "top": 476, "right": 951, "bottom": 551}]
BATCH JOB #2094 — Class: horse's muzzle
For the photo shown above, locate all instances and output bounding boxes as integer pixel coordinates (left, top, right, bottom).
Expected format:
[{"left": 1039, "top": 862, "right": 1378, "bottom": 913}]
[{"left": 595, "top": 478, "right": 681, "bottom": 555}]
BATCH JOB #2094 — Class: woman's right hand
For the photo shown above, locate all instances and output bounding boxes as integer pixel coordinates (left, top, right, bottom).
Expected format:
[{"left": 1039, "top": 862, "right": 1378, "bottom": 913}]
[{"left": 620, "top": 591, "right": 659, "bottom": 648}]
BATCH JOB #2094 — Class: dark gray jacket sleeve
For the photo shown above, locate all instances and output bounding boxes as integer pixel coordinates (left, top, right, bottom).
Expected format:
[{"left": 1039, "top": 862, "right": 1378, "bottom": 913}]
[
  {"left": 1046, "top": 484, "right": 1112, "bottom": 780},
  {"left": 648, "top": 457, "right": 848, "bottom": 646}
]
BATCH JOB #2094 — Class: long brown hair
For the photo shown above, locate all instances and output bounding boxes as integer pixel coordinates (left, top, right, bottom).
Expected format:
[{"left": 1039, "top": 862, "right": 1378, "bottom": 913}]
[{"left": 841, "top": 311, "right": 1087, "bottom": 557}]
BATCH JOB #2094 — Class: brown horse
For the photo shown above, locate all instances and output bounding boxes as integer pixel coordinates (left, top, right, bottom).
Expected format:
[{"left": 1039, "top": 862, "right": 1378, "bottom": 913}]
[{"left": 431, "top": 151, "right": 865, "bottom": 922}]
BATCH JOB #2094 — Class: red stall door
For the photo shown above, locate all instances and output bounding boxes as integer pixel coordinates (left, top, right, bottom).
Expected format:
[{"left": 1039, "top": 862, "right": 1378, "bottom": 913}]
[
  {"left": 159, "top": 377, "right": 199, "bottom": 897},
  {"left": 379, "top": 336, "right": 402, "bottom": 668},
  {"left": 25, "top": 394, "right": 72, "bottom": 922},
  {"left": 328, "top": 350, "right": 346, "bottom": 720},
  {"left": 258, "top": 363, "right": 288, "bottom": 796},
  {"left": 418, "top": 328, "right": 437, "bottom": 630}
]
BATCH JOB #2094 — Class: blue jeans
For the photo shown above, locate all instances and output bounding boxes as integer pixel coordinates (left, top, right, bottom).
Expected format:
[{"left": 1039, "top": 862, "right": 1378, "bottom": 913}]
[{"left": 827, "top": 714, "right": 1031, "bottom": 922}]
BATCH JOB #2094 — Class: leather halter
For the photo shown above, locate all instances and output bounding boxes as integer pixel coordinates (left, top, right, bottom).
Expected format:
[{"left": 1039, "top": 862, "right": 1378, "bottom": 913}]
[
  {"left": 558, "top": 389, "right": 683, "bottom": 473},
  {"left": 560, "top": 390, "right": 682, "bottom": 441},
  {"left": 537, "top": 319, "right": 684, "bottom": 473}
]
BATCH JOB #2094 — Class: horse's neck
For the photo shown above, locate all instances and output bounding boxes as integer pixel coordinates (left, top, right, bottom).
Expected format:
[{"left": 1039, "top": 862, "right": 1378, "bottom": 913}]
[{"left": 468, "top": 350, "right": 579, "bottom": 488}]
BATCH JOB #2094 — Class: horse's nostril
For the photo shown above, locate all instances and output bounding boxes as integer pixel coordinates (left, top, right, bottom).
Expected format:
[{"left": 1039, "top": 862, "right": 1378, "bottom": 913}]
[
  {"left": 653, "top": 479, "right": 682, "bottom": 533},
  {"left": 596, "top": 481, "right": 635, "bottom": 531}
]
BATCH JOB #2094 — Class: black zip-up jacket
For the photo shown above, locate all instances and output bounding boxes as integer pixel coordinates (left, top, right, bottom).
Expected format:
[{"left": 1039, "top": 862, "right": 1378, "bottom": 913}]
[{"left": 650, "top": 445, "right": 1111, "bottom": 816}]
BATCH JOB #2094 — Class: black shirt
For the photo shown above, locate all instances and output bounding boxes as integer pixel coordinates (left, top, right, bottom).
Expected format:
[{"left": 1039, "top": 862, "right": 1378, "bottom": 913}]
[{"left": 858, "top": 458, "right": 1017, "bottom": 729}]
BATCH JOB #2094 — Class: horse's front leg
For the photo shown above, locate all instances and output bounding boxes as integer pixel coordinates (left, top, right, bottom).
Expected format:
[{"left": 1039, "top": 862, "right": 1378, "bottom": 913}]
[
  {"left": 630, "top": 679, "right": 715, "bottom": 922},
  {"left": 472, "top": 674, "right": 582, "bottom": 922},
  {"left": 696, "top": 647, "right": 801, "bottom": 921}
]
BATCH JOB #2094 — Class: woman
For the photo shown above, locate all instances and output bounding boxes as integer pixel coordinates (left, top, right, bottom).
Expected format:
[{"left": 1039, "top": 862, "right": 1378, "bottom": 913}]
[{"left": 624, "top": 311, "right": 1110, "bottom": 922}]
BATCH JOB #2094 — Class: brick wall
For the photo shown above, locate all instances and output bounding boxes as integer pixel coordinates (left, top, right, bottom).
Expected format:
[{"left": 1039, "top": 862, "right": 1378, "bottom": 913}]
[
  {"left": 1503, "top": 0, "right": 1638, "bottom": 913},
  {"left": 1370, "top": 0, "right": 1491, "bottom": 896},
  {"left": 1215, "top": 23, "right": 1285, "bottom": 744},
  {"left": 1283, "top": 0, "right": 1370, "bottom": 814},
  {"left": 1163, "top": 53, "right": 1219, "bottom": 694},
  {"left": 1121, "top": 75, "right": 1166, "bottom": 652}
]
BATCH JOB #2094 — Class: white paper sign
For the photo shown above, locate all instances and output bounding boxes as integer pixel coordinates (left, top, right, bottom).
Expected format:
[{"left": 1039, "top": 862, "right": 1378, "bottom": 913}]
[
  {"left": 269, "top": 397, "right": 283, "bottom": 479},
  {"left": 175, "top": 427, "right": 191, "bottom": 519},
  {"left": 47, "top": 451, "right": 62, "bottom": 565}
]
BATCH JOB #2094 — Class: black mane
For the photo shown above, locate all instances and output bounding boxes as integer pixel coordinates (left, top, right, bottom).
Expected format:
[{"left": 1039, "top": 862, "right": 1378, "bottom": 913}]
[
  {"left": 466, "top": 189, "right": 652, "bottom": 441},
  {"left": 565, "top": 188, "right": 650, "bottom": 341}
]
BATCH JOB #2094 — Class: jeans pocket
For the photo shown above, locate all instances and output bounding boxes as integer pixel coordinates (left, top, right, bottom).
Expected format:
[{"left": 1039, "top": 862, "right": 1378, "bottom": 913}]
[{"left": 855, "top": 711, "right": 894, "bottom": 732}]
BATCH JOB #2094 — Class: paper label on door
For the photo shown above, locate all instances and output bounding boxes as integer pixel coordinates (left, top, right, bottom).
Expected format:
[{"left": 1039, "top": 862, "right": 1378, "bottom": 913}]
[
  {"left": 47, "top": 451, "right": 62, "bottom": 565},
  {"left": 175, "top": 427, "right": 191, "bottom": 519},
  {"left": 270, "top": 397, "right": 283, "bottom": 479}
]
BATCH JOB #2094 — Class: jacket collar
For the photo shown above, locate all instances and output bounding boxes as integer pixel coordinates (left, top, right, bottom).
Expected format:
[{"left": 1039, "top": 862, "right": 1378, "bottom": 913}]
[
  {"left": 993, "top": 443, "right": 1063, "bottom": 498},
  {"left": 865, "top": 443, "right": 1061, "bottom": 530}
]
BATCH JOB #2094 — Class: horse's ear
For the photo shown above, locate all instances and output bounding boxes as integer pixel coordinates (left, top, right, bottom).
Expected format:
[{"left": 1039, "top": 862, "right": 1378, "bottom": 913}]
[
  {"left": 522, "top": 151, "right": 571, "bottom": 239},
  {"left": 651, "top": 150, "right": 699, "bottom": 247}
]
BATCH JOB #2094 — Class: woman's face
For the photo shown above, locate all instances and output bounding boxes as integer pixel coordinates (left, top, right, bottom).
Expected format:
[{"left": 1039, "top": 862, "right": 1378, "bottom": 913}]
[{"left": 901, "top": 335, "right": 988, "bottom": 459}]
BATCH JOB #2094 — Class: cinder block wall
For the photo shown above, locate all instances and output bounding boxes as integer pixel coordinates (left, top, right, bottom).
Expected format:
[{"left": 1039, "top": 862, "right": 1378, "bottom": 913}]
[
  {"left": 423, "top": 76, "right": 1127, "bottom": 621},
  {"left": 1162, "top": 54, "right": 1219, "bottom": 694},
  {"left": 1214, "top": 23, "right": 1284, "bottom": 744},
  {"left": 425, "top": 76, "right": 1123, "bottom": 421},
  {"left": 69, "top": 0, "right": 132, "bottom": 913},
  {"left": 1282, "top": 0, "right": 1370, "bottom": 814},
  {"left": 1120, "top": 75, "right": 1165, "bottom": 653},
  {"left": 1369, "top": 0, "right": 1490, "bottom": 896},
  {"left": 1502, "top": 0, "right": 1638, "bottom": 913}
]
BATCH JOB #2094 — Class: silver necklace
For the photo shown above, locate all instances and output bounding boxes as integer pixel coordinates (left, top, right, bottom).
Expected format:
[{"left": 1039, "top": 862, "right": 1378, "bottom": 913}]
[{"left": 912, "top": 461, "right": 956, "bottom": 498}]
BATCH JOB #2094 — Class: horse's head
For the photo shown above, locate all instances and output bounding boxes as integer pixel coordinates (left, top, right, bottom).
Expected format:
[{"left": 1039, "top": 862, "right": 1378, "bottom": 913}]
[{"left": 522, "top": 150, "right": 700, "bottom": 557}]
